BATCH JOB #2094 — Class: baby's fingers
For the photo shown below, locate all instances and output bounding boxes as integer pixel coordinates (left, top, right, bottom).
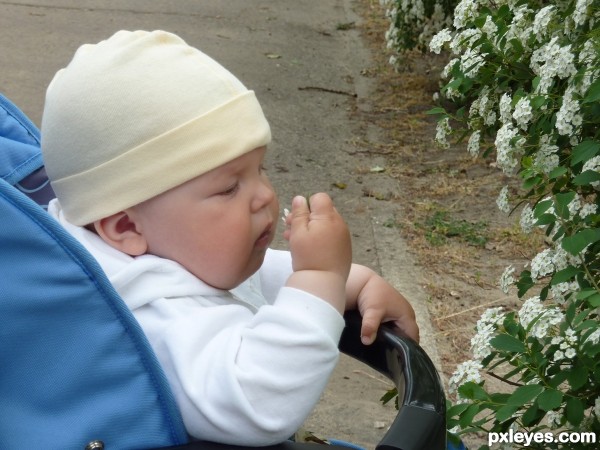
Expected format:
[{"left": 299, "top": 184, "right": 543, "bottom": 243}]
[
  {"left": 395, "top": 316, "right": 420, "bottom": 343},
  {"left": 360, "top": 309, "right": 420, "bottom": 345},
  {"left": 360, "top": 308, "right": 384, "bottom": 346},
  {"left": 290, "top": 196, "right": 310, "bottom": 227}
]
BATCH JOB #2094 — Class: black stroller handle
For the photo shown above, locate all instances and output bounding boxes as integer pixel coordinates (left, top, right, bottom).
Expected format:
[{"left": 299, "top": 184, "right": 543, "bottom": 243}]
[{"left": 162, "top": 311, "right": 446, "bottom": 450}]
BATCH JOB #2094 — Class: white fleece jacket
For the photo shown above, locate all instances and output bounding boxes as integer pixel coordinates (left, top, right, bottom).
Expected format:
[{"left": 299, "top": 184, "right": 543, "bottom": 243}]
[{"left": 48, "top": 199, "right": 345, "bottom": 445}]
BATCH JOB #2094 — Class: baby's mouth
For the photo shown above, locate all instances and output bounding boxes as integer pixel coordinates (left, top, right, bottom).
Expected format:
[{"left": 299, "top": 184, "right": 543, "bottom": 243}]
[{"left": 255, "top": 224, "right": 273, "bottom": 249}]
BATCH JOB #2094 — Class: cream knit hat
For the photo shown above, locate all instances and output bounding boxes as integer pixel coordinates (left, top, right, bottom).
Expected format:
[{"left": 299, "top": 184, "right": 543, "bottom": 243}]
[{"left": 41, "top": 30, "right": 271, "bottom": 226}]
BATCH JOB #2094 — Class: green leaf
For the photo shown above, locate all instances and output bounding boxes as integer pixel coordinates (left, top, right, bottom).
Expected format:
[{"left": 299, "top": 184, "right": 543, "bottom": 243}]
[
  {"left": 550, "top": 266, "right": 580, "bottom": 285},
  {"left": 573, "top": 170, "right": 600, "bottom": 186},
  {"left": 530, "top": 95, "right": 547, "bottom": 110},
  {"left": 535, "top": 213, "right": 556, "bottom": 226},
  {"left": 576, "top": 289, "right": 599, "bottom": 300},
  {"left": 548, "top": 166, "right": 567, "bottom": 179},
  {"left": 523, "top": 175, "right": 543, "bottom": 190},
  {"left": 490, "top": 392, "right": 511, "bottom": 404},
  {"left": 425, "top": 107, "right": 447, "bottom": 116},
  {"left": 583, "top": 77, "right": 600, "bottom": 104},
  {"left": 536, "top": 389, "right": 563, "bottom": 411},
  {"left": 517, "top": 271, "right": 534, "bottom": 298},
  {"left": 496, "top": 404, "right": 520, "bottom": 422},
  {"left": 521, "top": 403, "right": 544, "bottom": 427},
  {"left": 459, "top": 403, "right": 480, "bottom": 428},
  {"left": 548, "top": 370, "right": 569, "bottom": 388},
  {"left": 566, "top": 300, "right": 577, "bottom": 324},
  {"left": 571, "top": 140, "right": 600, "bottom": 166},
  {"left": 566, "top": 397, "right": 584, "bottom": 426},
  {"left": 445, "top": 77, "right": 463, "bottom": 91},
  {"left": 568, "top": 365, "right": 589, "bottom": 390},
  {"left": 458, "top": 382, "right": 489, "bottom": 401},
  {"left": 587, "top": 293, "right": 600, "bottom": 307},
  {"left": 533, "top": 199, "right": 553, "bottom": 218},
  {"left": 380, "top": 387, "right": 398, "bottom": 405},
  {"left": 447, "top": 402, "right": 471, "bottom": 419},
  {"left": 554, "top": 192, "right": 576, "bottom": 219},
  {"left": 506, "top": 384, "right": 544, "bottom": 406},
  {"left": 562, "top": 228, "right": 600, "bottom": 255},
  {"left": 490, "top": 334, "right": 526, "bottom": 353}
]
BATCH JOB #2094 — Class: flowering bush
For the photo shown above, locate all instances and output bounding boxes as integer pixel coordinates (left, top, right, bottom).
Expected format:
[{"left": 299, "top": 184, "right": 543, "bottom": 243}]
[
  {"left": 383, "top": 0, "right": 599, "bottom": 448},
  {"left": 379, "top": 0, "right": 458, "bottom": 60}
]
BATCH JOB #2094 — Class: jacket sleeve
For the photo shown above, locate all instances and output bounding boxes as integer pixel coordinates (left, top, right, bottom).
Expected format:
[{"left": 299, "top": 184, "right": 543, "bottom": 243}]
[{"left": 133, "top": 283, "right": 345, "bottom": 445}]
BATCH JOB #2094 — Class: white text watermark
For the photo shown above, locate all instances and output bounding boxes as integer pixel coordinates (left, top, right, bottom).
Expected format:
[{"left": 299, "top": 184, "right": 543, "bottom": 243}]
[{"left": 488, "top": 429, "right": 597, "bottom": 447}]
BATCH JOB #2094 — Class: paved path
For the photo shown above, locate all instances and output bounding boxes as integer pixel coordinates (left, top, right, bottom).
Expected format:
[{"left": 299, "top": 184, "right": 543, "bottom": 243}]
[{"left": 1, "top": 1, "right": 440, "bottom": 447}]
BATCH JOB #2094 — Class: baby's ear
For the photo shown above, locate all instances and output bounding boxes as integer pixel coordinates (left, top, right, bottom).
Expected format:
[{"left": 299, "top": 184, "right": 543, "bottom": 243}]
[{"left": 93, "top": 211, "right": 148, "bottom": 256}]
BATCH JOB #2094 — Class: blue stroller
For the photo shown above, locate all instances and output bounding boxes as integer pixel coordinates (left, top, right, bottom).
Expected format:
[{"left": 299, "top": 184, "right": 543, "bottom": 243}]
[{"left": 0, "top": 93, "right": 446, "bottom": 450}]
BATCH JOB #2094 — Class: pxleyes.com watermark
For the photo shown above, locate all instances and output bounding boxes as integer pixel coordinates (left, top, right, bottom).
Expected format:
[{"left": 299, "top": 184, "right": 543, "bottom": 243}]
[{"left": 488, "top": 429, "right": 597, "bottom": 447}]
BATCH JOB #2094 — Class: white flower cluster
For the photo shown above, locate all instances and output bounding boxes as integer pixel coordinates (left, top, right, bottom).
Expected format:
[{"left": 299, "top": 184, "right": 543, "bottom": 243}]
[
  {"left": 586, "top": 328, "right": 600, "bottom": 346},
  {"left": 573, "top": 0, "right": 594, "bottom": 27},
  {"left": 546, "top": 410, "right": 562, "bottom": 429},
  {"left": 579, "top": 202, "right": 598, "bottom": 219},
  {"left": 481, "top": 15, "right": 497, "bottom": 37},
  {"left": 520, "top": 204, "right": 535, "bottom": 234},
  {"left": 460, "top": 48, "right": 487, "bottom": 78},
  {"left": 505, "top": 5, "right": 534, "bottom": 51},
  {"left": 435, "top": 117, "right": 451, "bottom": 149},
  {"left": 551, "top": 328, "right": 578, "bottom": 362},
  {"left": 450, "top": 27, "right": 481, "bottom": 54},
  {"left": 530, "top": 37, "right": 577, "bottom": 94},
  {"left": 448, "top": 359, "right": 483, "bottom": 396},
  {"left": 532, "top": 6, "right": 555, "bottom": 42},
  {"left": 470, "top": 87, "right": 496, "bottom": 127},
  {"left": 499, "top": 265, "right": 516, "bottom": 294},
  {"left": 453, "top": 0, "right": 480, "bottom": 30},
  {"left": 518, "top": 296, "right": 563, "bottom": 339},
  {"left": 556, "top": 87, "right": 583, "bottom": 136},
  {"left": 381, "top": 0, "right": 452, "bottom": 56},
  {"left": 495, "top": 123, "right": 523, "bottom": 174},
  {"left": 496, "top": 185, "right": 510, "bottom": 213},
  {"left": 533, "top": 135, "right": 560, "bottom": 175},
  {"left": 471, "top": 307, "right": 506, "bottom": 361},
  {"left": 566, "top": 194, "right": 582, "bottom": 219},
  {"left": 512, "top": 97, "right": 533, "bottom": 131},
  {"left": 429, "top": 28, "right": 452, "bottom": 54},
  {"left": 582, "top": 156, "right": 600, "bottom": 190},
  {"left": 467, "top": 130, "right": 480, "bottom": 157},
  {"left": 498, "top": 93, "right": 512, "bottom": 124},
  {"left": 530, "top": 245, "right": 577, "bottom": 281},
  {"left": 530, "top": 249, "right": 555, "bottom": 280},
  {"left": 550, "top": 281, "right": 579, "bottom": 304}
]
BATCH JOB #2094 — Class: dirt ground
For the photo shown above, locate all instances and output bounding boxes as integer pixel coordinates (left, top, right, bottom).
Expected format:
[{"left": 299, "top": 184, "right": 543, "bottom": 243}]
[{"left": 353, "top": 0, "right": 543, "bottom": 393}]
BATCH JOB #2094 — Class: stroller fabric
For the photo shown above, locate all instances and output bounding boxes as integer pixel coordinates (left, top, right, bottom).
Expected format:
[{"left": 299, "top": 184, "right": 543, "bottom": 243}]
[{"left": 0, "top": 93, "right": 188, "bottom": 448}]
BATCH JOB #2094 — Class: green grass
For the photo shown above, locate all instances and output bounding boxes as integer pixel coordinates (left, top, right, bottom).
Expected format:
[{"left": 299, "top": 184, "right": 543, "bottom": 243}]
[{"left": 419, "top": 210, "right": 489, "bottom": 247}]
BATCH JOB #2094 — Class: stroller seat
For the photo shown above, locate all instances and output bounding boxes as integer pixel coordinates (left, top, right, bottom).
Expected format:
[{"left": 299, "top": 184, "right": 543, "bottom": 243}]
[{"left": 0, "top": 93, "right": 446, "bottom": 450}]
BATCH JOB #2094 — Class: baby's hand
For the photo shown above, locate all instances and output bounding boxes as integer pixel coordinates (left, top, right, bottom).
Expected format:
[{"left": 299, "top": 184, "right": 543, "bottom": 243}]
[
  {"left": 284, "top": 193, "right": 351, "bottom": 280},
  {"left": 283, "top": 194, "right": 352, "bottom": 314},
  {"left": 346, "top": 265, "right": 419, "bottom": 344}
]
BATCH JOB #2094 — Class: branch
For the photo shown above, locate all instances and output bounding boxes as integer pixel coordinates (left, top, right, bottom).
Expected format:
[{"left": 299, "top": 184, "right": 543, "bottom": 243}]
[{"left": 486, "top": 370, "right": 524, "bottom": 387}]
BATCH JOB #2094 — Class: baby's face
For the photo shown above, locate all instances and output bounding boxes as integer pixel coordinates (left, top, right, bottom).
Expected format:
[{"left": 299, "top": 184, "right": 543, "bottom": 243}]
[{"left": 130, "top": 147, "right": 279, "bottom": 290}]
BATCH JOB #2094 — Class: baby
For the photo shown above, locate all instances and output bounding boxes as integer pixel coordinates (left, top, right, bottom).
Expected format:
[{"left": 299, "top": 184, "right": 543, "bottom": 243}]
[{"left": 42, "top": 30, "right": 418, "bottom": 445}]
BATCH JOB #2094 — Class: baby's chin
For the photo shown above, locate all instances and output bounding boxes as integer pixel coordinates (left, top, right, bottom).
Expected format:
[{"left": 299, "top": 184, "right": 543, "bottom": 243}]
[{"left": 201, "top": 254, "right": 268, "bottom": 291}]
